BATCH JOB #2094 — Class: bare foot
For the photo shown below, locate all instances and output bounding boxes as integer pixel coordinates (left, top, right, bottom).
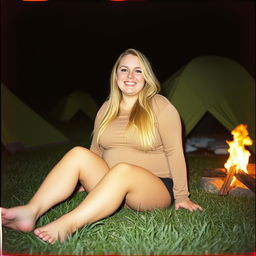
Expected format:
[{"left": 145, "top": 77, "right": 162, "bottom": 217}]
[
  {"left": 34, "top": 214, "right": 77, "bottom": 244},
  {"left": 1, "top": 206, "right": 37, "bottom": 232}
]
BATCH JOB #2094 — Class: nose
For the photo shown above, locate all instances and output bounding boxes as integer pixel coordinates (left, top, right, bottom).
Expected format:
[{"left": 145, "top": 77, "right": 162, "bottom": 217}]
[{"left": 127, "top": 71, "right": 134, "bottom": 79}]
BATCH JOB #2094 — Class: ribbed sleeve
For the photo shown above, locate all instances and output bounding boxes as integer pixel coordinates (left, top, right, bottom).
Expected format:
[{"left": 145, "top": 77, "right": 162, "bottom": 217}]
[{"left": 154, "top": 96, "right": 190, "bottom": 203}]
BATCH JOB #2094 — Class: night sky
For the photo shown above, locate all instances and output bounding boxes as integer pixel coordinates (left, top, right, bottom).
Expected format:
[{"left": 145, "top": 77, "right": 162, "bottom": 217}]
[{"left": 2, "top": 0, "right": 255, "bottom": 118}]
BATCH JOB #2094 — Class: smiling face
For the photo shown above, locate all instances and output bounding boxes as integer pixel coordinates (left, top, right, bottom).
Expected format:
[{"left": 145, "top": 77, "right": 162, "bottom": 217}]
[{"left": 116, "top": 54, "right": 145, "bottom": 97}]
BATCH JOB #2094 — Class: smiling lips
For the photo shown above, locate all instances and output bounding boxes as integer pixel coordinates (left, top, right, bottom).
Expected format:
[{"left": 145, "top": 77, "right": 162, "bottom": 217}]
[{"left": 124, "top": 81, "right": 136, "bottom": 86}]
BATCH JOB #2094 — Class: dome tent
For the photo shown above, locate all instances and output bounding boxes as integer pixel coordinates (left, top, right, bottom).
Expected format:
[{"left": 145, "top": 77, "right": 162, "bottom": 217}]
[
  {"left": 1, "top": 84, "right": 69, "bottom": 152},
  {"left": 51, "top": 90, "right": 98, "bottom": 122},
  {"left": 162, "top": 56, "right": 255, "bottom": 152}
]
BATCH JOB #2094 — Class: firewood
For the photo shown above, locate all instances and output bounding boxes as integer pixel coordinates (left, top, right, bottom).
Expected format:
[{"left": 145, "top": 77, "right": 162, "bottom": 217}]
[
  {"left": 247, "top": 163, "right": 255, "bottom": 177},
  {"left": 235, "top": 170, "right": 256, "bottom": 193},
  {"left": 219, "top": 166, "right": 236, "bottom": 195},
  {"left": 202, "top": 164, "right": 255, "bottom": 178},
  {"left": 202, "top": 168, "right": 227, "bottom": 177}
]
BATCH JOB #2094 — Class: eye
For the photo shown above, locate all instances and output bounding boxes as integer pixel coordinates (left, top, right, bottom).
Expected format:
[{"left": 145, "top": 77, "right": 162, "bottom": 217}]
[
  {"left": 135, "top": 69, "right": 142, "bottom": 74},
  {"left": 120, "top": 68, "right": 128, "bottom": 72}
]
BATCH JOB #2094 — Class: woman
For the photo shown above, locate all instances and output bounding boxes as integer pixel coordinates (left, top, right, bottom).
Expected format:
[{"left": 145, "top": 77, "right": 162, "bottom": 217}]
[{"left": 1, "top": 48, "right": 203, "bottom": 244}]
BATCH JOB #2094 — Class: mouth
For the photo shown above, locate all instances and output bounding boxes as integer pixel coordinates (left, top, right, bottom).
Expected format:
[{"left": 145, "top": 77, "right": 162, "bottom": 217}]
[{"left": 124, "top": 81, "right": 136, "bottom": 86}]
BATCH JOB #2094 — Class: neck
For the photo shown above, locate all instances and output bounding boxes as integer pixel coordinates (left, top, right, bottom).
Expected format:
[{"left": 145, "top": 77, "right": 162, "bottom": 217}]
[{"left": 120, "top": 94, "right": 138, "bottom": 111}]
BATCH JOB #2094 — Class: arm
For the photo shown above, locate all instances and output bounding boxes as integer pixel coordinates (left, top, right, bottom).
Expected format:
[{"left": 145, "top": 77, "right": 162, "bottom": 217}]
[
  {"left": 89, "top": 102, "right": 108, "bottom": 157},
  {"left": 157, "top": 100, "right": 203, "bottom": 211},
  {"left": 90, "top": 125, "right": 104, "bottom": 158}
]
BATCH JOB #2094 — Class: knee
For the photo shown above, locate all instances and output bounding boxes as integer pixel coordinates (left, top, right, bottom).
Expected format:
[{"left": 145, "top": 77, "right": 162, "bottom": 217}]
[
  {"left": 68, "top": 146, "right": 90, "bottom": 159},
  {"left": 110, "top": 162, "right": 135, "bottom": 176}
]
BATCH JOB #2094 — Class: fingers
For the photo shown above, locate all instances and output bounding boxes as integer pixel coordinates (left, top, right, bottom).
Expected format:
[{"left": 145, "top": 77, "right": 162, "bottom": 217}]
[
  {"left": 175, "top": 200, "right": 204, "bottom": 212},
  {"left": 175, "top": 204, "right": 180, "bottom": 210},
  {"left": 195, "top": 204, "right": 204, "bottom": 211},
  {"left": 188, "top": 202, "right": 204, "bottom": 211},
  {"left": 186, "top": 204, "right": 197, "bottom": 212},
  {"left": 189, "top": 204, "right": 204, "bottom": 212}
]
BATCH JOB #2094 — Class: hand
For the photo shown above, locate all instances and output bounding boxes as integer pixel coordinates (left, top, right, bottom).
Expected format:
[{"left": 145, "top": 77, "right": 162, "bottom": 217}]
[{"left": 175, "top": 199, "right": 204, "bottom": 212}]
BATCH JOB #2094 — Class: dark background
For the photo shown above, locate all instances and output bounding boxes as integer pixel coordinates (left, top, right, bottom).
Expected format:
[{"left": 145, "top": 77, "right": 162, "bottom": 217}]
[{"left": 1, "top": 0, "right": 255, "bottom": 120}]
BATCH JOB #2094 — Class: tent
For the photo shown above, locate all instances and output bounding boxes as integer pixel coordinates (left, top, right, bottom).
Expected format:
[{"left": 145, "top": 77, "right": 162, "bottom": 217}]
[
  {"left": 1, "top": 84, "right": 69, "bottom": 152},
  {"left": 51, "top": 90, "right": 98, "bottom": 122},
  {"left": 162, "top": 56, "right": 255, "bottom": 151}
]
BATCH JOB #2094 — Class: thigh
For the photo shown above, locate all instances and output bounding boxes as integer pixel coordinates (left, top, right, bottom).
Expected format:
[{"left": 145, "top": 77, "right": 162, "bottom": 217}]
[
  {"left": 119, "top": 164, "right": 172, "bottom": 211},
  {"left": 69, "top": 146, "right": 110, "bottom": 192}
]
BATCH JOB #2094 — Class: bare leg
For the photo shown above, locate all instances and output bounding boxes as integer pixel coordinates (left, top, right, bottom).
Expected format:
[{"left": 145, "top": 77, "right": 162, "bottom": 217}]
[
  {"left": 33, "top": 163, "right": 171, "bottom": 244},
  {"left": 1, "top": 146, "right": 109, "bottom": 233}
]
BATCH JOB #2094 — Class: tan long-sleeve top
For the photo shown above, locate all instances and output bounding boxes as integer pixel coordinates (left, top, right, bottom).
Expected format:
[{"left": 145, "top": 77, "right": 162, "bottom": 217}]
[{"left": 90, "top": 94, "right": 189, "bottom": 203}]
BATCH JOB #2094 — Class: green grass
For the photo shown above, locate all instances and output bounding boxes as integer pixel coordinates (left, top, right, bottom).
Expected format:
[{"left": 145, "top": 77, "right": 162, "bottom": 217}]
[{"left": 1, "top": 144, "right": 255, "bottom": 255}]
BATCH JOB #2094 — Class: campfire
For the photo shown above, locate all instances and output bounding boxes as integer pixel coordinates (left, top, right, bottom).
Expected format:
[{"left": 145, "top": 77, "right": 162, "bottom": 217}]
[{"left": 200, "top": 124, "right": 255, "bottom": 196}]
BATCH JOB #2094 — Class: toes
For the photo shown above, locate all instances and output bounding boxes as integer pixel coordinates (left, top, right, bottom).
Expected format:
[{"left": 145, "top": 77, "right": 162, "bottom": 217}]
[
  {"left": 48, "top": 238, "right": 56, "bottom": 245},
  {"left": 34, "top": 228, "right": 41, "bottom": 236},
  {"left": 1, "top": 208, "right": 15, "bottom": 220},
  {"left": 42, "top": 234, "right": 51, "bottom": 241},
  {"left": 34, "top": 228, "right": 47, "bottom": 239},
  {"left": 38, "top": 233, "right": 45, "bottom": 239},
  {"left": 34, "top": 229, "right": 45, "bottom": 239},
  {"left": 1, "top": 207, "right": 7, "bottom": 215},
  {"left": 34, "top": 228, "right": 56, "bottom": 244},
  {"left": 1, "top": 207, "right": 35, "bottom": 232}
]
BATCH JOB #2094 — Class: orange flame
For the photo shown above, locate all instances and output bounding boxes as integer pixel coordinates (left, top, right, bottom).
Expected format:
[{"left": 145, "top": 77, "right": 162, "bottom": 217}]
[{"left": 224, "top": 124, "right": 253, "bottom": 185}]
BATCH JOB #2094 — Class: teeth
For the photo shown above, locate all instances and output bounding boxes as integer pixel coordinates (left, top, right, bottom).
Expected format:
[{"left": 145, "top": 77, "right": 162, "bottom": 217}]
[{"left": 125, "top": 82, "right": 136, "bottom": 85}]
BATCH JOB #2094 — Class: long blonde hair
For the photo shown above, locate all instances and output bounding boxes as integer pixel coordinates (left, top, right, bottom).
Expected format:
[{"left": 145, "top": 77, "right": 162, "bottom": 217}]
[{"left": 97, "top": 48, "right": 161, "bottom": 150}]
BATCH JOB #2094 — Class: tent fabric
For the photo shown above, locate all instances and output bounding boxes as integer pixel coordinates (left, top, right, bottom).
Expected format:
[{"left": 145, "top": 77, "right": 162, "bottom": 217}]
[
  {"left": 162, "top": 56, "right": 255, "bottom": 151},
  {"left": 1, "top": 84, "right": 69, "bottom": 152},
  {"left": 52, "top": 91, "right": 98, "bottom": 122}
]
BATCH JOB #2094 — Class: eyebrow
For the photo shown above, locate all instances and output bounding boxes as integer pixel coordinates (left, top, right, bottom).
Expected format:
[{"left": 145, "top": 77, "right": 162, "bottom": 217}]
[{"left": 119, "top": 65, "right": 142, "bottom": 69}]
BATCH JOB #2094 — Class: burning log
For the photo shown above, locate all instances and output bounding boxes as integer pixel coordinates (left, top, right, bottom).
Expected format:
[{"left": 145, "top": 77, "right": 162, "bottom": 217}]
[
  {"left": 235, "top": 170, "right": 256, "bottom": 193},
  {"left": 201, "top": 125, "right": 255, "bottom": 197},
  {"left": 247, "top": 163, "right": 256, "bottom": 178},
  {"left": 202, "top": 164, "right": 255, "bottom": 178},
  {"left": 202, "top": 168, "right": 227, "bottom": 177},
  {"left": 219, "top": 166, "right": 236, "bottom": 195},
  {"left": 201, "top": 164, "right": 256, "bottom": 196}
]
